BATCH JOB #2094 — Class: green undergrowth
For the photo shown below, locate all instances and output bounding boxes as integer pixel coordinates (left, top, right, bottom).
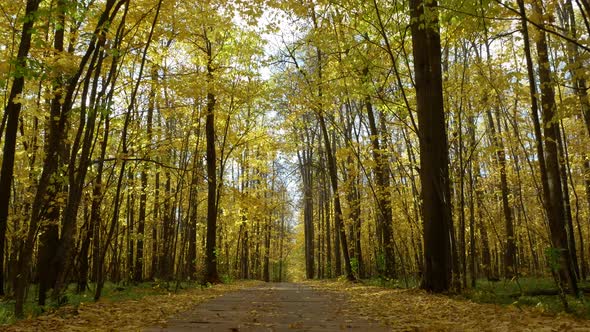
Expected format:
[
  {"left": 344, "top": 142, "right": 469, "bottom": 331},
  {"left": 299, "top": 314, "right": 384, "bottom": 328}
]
[
  {"left": 464, "top": 277, "right": 590, "bottom": 318},
  {"left": 0, "top": 279, "right": 211, "bottom": 325},
  {"left": 360, "top": 276, "right": 421, "bottom": 289},
  {"left": 359, "top": 276, "right": 590, "bottom": 318}
]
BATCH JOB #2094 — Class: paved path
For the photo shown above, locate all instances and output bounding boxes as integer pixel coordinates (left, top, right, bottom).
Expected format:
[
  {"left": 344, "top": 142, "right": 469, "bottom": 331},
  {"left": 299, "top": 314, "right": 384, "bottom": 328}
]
[{"left": 145, "top": 282, "right": 390, "bottom": 331}]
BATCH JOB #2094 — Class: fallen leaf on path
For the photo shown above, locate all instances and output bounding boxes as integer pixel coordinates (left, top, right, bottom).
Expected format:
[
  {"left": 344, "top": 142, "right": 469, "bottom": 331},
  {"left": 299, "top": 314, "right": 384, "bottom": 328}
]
[
  {"left": 3, "top": 281, "right": 261, "bottom": 331},
  {"left": 305, "top": 280, "right": 590, "bottom": 331}
]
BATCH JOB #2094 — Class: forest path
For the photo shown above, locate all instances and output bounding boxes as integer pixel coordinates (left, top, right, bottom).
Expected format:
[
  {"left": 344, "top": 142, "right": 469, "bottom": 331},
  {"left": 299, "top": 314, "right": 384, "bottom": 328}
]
[{"left": 145, "top": 282, "right": 389, "bottom": 331}]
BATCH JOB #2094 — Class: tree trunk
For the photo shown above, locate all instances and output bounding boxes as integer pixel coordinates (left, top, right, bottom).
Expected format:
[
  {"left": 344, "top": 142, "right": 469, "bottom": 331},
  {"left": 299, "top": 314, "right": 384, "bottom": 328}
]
[
  {"left": 263, "top": 215, "right": 271, "bottom": 282},
  {"left": 135, "top": 67, "right": 157, "bottom": 283},
  {"left": 317, "top": 114, "right": 354, "bottom": 280},
  {"left": 561, "top": 0, "right": 589, "bottom": 280},
  {"left": 2, "top": 0, "right": 43, "bottom": 315},
  {"left": 297, "top": 138, "right": 314, "bottom": 279},
  {"left": 365, "top": 93, "right": 395, "bottom": 279},
  {"left": 52, "top": 0, "right": 130, "bottom": 301},
  {"left": 530, "top": 0, "right": 579, "bottom": 295},
  {"left": 324, "top": 170, "right": 332, "bottom": 278},
  {"left": 468, "top": 114, "right": 477, "bottom": 287},
  {"left": 409, "top": 0, "right": 453, "bottom": 292},
  {"left": 485, "top": 109, "right": 516, "bottom": 278},
  {"left": 151, "top": 171, "right": 160, "bottom": 279},
  {"left": 204, "top": 34, "right": 220, "bottom": 283},
  {"left": 36, "top": 0, "right": 67, "bottom": 304}
]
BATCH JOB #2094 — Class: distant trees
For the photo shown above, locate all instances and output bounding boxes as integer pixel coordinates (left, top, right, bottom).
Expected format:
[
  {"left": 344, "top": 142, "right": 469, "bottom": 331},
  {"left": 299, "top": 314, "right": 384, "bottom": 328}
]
[
  {"left": 0, "top": 0, "right": 293, "bottom": 317},
  {"left": 278, "top": 0, "right": 590, "bottom": 294}
]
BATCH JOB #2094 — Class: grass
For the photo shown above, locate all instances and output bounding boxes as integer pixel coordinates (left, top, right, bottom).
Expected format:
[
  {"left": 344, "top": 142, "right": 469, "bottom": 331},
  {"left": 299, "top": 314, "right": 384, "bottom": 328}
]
[
  {"left": 0, "top": 279, "right": 208, "bottom": 325},
  {"left": 360, "top": 275, "right": 421, "bottom": 289},
  {"left": 464, "top": 277, "right": 590, "bottom": 318}
]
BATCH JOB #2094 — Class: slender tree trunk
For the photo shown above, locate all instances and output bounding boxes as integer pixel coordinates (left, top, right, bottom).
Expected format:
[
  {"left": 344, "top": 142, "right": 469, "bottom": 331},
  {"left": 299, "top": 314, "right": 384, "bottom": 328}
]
[
  {"left": 78, "top": 50, "right": 120, "bottom": 291},
  {"left": 468, "top": 114, "right": 477, "bottom": 287},
  {"left": 263, "top": 215, "right": 271, "bottom": 282},
  {"left": 458, "top": 110, "right": 467, "bottom": 288},
  {"left": 561, "top": 0, "right": 589, "bottom": 280},
  {"left": 187, "top": 157, "right": 202, "bottom": 280},
  {"left": 239, "top": 157, "right": 249, "bottom": 279},
  {"left": 297, "top": 138, "right": 315, "bottom": 279},
  {"left": 204, "top": 34, "right": 220, "bottom": 283},
  {"left": 2, "top": 0, "right": 43, "bottom": 315},
  {"left": 151, "top": 170, "right": 160, "bottom": 279},
  {"left": 324, "top": 169, "right": 332, "bottom": 278},
  {"left": 485, "top": 108, "right": 516, "bottom": 278},
  {"left": 530, "top": 0, "right": 579, "bottom": 295},
  {"left": 556, "top": 124, "right": 580, "bottom": 279},
  {"left": 134, "top": 67, "right": 157, "bottom": 282},
  {"left": 352, "top": 184, "right": 364, "bottom": 279},
  {"left": 52, "top": 0, "right": 129, "bottom": 301},
  {"left": 279, "top": 214, "right": 285, "bottom": 282},
  {"left": 365, "top": 92, "right": 395, "bottom": 279},
  {"left": 95, "top": 151, "right": 128, "bottom": 299},
  {"left": 318, "top": 190, "right": 324, "bottom": 279},
  {"left": 317, "top": 113, "right": 354, "bottom": 280}
]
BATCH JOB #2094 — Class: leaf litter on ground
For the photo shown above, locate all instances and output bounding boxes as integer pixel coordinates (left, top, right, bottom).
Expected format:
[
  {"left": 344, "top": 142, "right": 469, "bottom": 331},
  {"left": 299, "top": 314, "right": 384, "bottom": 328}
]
[
  {"left": 305, "top": 279, "right": 590, "bottom": 331},
  {"left": 5, "top": 279, "right": 590, "bottom": 331},
  {"left": 3, "top": 281, "right": 262, "bottom": 331}
]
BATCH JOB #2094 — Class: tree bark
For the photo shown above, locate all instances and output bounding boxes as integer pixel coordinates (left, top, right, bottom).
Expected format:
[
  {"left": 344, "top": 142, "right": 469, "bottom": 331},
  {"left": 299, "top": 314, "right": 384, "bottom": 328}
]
[
  {"left": 365, "top": 93, "right": 395, "bottom": 279},
  {"left": 298, "top": 142, "right": 315, "bottom": 279},
  {"left": 204, "top": 32, "right": 220, "bottom": 283},
  {"left": 409, "top": 0, "right": 453, "bottom": 292},
  {"left": 52, "top": 0, "right": 129, "bottom": 301},
  {"left": 317, "top": 113, "right": 354, "bottom": 280},
  {"left": 1, "top": 0, "right": 43, "bottom": 315},
  {"left": 135, "top": 66, "right": 157, "bottom": 282},
  {"left": 530, "top": 0, "right": 579, "bottom": 294}
]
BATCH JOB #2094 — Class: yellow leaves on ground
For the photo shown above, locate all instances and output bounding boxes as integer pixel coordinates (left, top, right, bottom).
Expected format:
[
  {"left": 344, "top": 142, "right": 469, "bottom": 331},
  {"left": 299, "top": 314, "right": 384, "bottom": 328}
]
[
  {"left": 305, "top": 280, "right": 589, "bottom": 331},
  {"left": 4, "top": 281, "right": 260, "bottom": 331}
]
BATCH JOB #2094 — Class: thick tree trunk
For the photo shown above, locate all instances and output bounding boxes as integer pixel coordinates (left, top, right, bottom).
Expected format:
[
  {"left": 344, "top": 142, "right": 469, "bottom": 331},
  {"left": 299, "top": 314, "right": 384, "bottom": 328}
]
[
  {"left": 409, "top": 0, "right": 453, "bottom": 292},
  {"left": 37, "top": 0, "right": 67, "bottom": 304}
]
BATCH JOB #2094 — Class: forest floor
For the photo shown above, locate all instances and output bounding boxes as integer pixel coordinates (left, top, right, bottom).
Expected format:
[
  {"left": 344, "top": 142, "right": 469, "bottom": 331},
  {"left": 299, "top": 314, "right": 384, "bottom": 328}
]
[{"left": 3, "top": 279, "right": 590, "bottom": 331}]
